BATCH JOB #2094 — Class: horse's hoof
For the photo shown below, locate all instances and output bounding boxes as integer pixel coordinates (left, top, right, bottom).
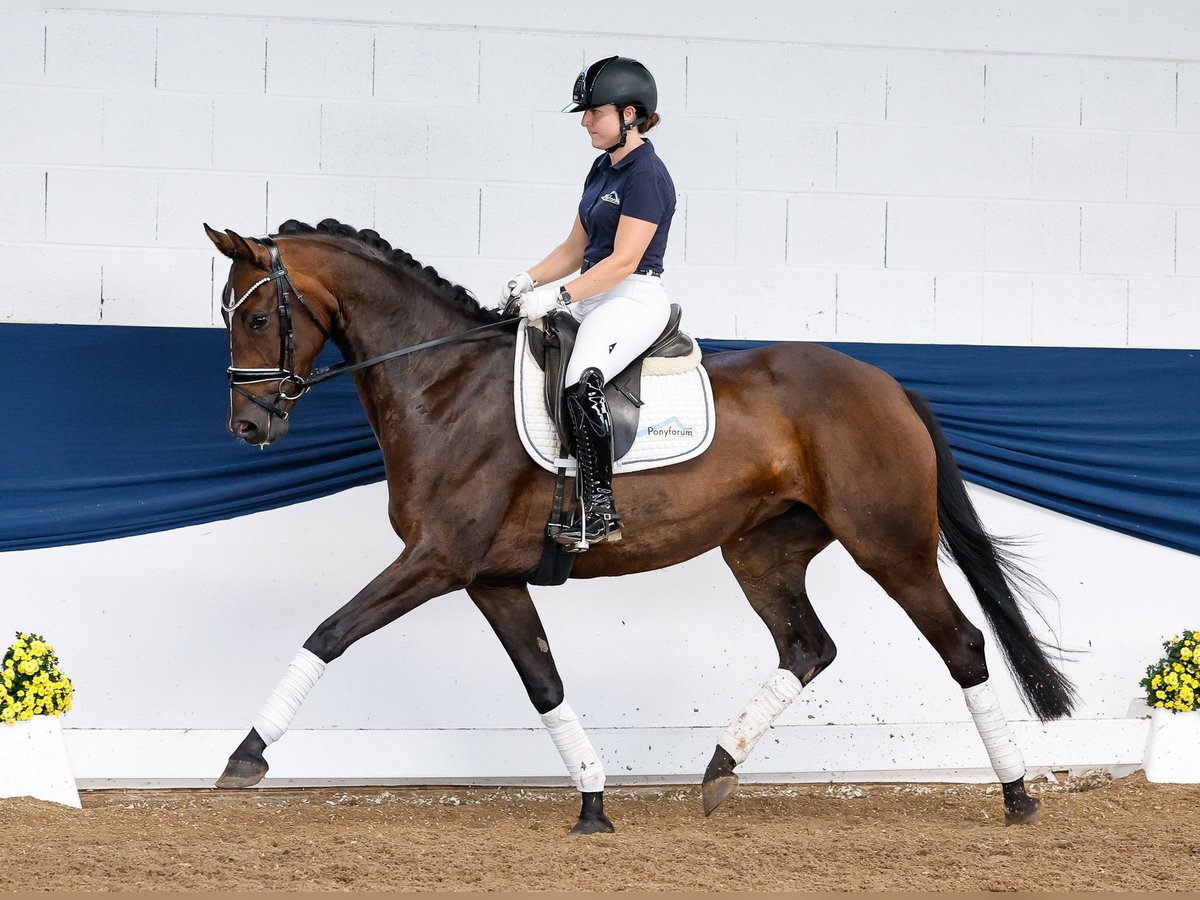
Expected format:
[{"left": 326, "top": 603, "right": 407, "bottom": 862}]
[
  {"left": 569, "top": 814, "right": 616, "bottom": 835},
  {"left": 1004, "top": 796, "right": 1042, "bottom": 826},
  {"left": 215, "top": 754, "right": 268, "bottom": 789},
  {"left": 702, "top": 773, "right": 739, "bottom": 816}
]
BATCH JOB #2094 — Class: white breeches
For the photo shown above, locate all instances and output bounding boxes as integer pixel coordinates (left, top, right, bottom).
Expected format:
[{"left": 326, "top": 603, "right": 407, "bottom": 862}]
[{"left": 565, "top": 274, "right": 672, "bottom": 387}]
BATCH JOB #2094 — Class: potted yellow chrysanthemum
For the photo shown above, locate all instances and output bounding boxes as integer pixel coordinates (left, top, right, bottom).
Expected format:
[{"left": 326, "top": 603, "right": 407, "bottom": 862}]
[
  {"left": 0, "top": 632, "right": 80, "bottom": 808},
  {"left": 1141, "top": 630, "right": 1200, "bottom": 784}
]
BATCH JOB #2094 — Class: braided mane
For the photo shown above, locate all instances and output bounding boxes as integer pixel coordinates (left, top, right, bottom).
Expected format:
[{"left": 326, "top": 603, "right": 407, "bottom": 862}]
[{"left": 276, "top": 218, "right": 503, "bottom": 324}]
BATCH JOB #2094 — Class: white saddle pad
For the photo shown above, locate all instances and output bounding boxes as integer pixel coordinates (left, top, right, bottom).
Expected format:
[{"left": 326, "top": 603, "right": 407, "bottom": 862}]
[{"left": 514, "top": 324, "right": 716, "bottom": 475}]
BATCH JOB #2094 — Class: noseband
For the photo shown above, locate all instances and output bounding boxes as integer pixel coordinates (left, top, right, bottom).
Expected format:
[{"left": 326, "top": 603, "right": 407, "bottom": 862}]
[{"left": 224, "top": 236, "right": 519, "bottom": 426}]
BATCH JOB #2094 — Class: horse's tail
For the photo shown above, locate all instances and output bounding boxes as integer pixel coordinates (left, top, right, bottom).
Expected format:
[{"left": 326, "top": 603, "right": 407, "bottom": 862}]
[{"left": 905, "top": 389, "right": 1077, "bottom": 721}]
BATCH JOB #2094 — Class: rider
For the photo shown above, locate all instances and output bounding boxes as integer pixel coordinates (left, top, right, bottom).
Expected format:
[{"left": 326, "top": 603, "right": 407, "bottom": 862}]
[{"left": 502, "top": 56, "right": 677, "bottom": 549}]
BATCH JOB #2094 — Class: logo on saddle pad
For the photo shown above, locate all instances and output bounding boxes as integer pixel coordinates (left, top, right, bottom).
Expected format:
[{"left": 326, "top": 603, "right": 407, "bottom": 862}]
[
  {"left": 600, "top": 191, "right": 621, "bottom": 206},
  {"left": 641, "top": 417, "right": 695, "bottom": 439}
]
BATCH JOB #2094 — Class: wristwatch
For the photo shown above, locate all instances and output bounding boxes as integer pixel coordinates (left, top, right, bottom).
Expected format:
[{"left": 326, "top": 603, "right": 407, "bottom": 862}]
[{"left": 557, "top": 287, "right": 573, "bottom": 307}]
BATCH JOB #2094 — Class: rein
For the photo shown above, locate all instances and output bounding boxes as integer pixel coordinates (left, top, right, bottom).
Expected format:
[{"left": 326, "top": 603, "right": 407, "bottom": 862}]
[{"left": 225, "top": 236, "right": 519, "bottom": 421}]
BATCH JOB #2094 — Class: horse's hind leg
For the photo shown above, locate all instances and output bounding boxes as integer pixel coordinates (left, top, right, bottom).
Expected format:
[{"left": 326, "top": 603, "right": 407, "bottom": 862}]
[
  {"left": 468, "top": 583, "right": 614, "bottom": 835},
  {"left": 703, "top": 506, "right": 835, "bottom": 816},
  {"left": 862, "top": 558, "right": 1041, "bottom": 824}
]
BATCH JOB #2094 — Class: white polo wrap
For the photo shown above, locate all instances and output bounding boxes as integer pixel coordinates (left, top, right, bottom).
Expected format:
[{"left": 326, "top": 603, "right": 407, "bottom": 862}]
[
  {"left": 540, "top": 700, "right": 605, "bottom": 793},
  {"left": 963, "top": 679, "right": 1026, "bottom": 783},
  {"left": 717, "top": 668, "right": 804, "bottom": 765},
  {"left": 252, "top": 648, "right": 326, "bottom": 746}
]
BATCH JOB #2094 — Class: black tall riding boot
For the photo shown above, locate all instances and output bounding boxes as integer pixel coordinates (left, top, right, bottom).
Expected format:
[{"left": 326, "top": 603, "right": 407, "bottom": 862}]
[{"left": 555, "top": 367, "right": 623, "bottom": 551}]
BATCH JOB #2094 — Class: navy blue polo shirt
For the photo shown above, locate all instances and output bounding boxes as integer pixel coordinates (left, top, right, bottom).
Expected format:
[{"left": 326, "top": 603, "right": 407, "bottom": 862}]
[{"left": 578, "top": 139, "right": 676, "bottom": 274}]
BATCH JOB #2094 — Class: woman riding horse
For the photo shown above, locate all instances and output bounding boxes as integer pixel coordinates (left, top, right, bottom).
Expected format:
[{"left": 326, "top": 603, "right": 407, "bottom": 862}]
[{"left": 501, "top": 56, "right": 676, "bottom": 549}]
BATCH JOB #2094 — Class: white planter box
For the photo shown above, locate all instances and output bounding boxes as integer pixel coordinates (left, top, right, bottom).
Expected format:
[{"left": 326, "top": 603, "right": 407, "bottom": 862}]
[
  {"left": 0, "top": 716, "right": 81, "bottom": 808},
  {"left": 1143, "top": 707, "right": 1200, "bottom": 784}
]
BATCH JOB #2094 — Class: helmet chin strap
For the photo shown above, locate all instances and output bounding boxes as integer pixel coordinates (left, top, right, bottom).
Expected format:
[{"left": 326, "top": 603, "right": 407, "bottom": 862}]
[{"left": 605, "top": 110, "right": 646, "bottom": 154}]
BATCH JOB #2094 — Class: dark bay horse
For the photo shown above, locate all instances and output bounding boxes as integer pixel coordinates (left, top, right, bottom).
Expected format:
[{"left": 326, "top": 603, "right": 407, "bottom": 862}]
[{"left": 204, "top": 218, "right": 1075, "bottom": 833}]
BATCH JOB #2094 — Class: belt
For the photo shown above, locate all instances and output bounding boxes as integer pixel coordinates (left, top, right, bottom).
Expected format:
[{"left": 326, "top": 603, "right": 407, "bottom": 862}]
[{"left": 581, "top": 259, "right": 661, "bottom": 277}]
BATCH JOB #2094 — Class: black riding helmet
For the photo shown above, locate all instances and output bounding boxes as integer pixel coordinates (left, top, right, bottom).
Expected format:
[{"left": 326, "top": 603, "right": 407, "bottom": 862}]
[{"left": 563, "top": 56, "right": 657, "bottom": 152}]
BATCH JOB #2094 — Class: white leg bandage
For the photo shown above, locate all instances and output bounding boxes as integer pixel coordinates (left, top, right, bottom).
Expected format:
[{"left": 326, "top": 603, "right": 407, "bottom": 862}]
[
  {"left": 718, "top": 669, "right": 803, "bottom": 765},
  {"left": 963, "top": 680, "right": 1026, "bottom": 783},
  {"left": 540, "top": 700, "right": 605, "bottom": 793},
  {"left": 252, "top": 649, "right": 326, "bottom": 746}
]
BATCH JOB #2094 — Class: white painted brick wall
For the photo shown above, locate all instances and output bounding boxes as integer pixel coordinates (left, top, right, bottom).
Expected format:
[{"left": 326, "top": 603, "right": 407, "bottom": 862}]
[
  {"left": 319, "top": 99, "right": 427, "bottom": 177},
  {"left": 885, "top": 199, "right": 985, "bottom": 272},
  {"left": 983, "top": 273, "right": 1034, "bottom": 344},
  {"left": 1032, "top": 132, "right": 1128, "bottom": 202},
  {"left": 729, "top": 269, "right": 838, "bottom": 341},
  {"left": 0, "top": 245, "right": 105, "bottom": 325},
  {"left": 0, "top": 167, "right": 45, "bottom": 241},
  {"left": 1081, "top": 205, "right": 1175, "bottom": 276},
  {"left": 479, "top": 183, "right": 579, "bottom": 260},
  {"left": 155, "top": 16, "right": 267, "bottom": 95},
  {"left": 99, "top": 249, "right": 215, "bottom": 327},
  {"left": 682, "top": 192, "right": 736, "bottom": 266},
  {"left": 734, "top": 193, "right": 787, "bottom": 267},
  {"left": 478, "top": 31, "right": 588, "bottom": 112},
  {"left": 932, "top": 273, "right": 985, "bottom": 344},
  {"left": 44, "top": 12, "right": 157, "bottom": 89},
  {"left": 0, "top": 87, "right": 104, "bottom": 165},
  {"left": 375, "top": 26, "right": 481, "bottom": 107},
  {"left": 1175, "top": 208, "right": 1200, "bottom": 276},
  {"left": 786, "top": 196, "right": 886, "bottom": 270},
  {"left": 1031, "top": 275, "right": 1129, "bottom": 346},
  {"left": 1127, "top": 134, "right": 1200, "bottom": 205},
  {"left": 213, "top": 95, "right": 322, "bottom": 174},
  {"left": 984, "top": 202, "right": 1080, "bottom": 274},
  {"left": 102, "top": 92, "right": 214, "bottom": 170},
  {"left": 835, "top": 271, "right": 936, "bottom": 343},
  {"left": 0, "top": 6, "right": 1195, "bottom": 349},
  {"left": 1128, "top": 276, "right": 1200, "bottom": 348},
  {"left": 1081, "top": 60, "right": 1177, "bottom": 132},
  {"left": 884, "top": 52, "right": 984, "bottom": 127},
  {"left": 837, "top": 124, "right": 1032, "bottom": 199},
  {"left": 686, "top": 40, "right": 791, "bottom": 120},
  {"left": 374, "top": 179, "right": 481, "bottom": 259},
  {"left": 1178, "top": 63, "right": 1200, "bottom": 133},
  {"left": 265, "top": 21, "right": 374, "bottom": 100},
  {"left": 0, "top": 10, "right": 45, "bottom": 84},
  {"left": 265, "top": 176, "right": 374, "bottom": 237},
  {"left": 46, "top": 169, "right": 157, "bottom": 247},
  {"left": 983, "top": 57, "right": 1082, "bottom": 128},
  {"left": 735, "top": 119, "right": 836, "bottom": 193},
  {"left": 158, "top": 172, "right": 267, "bottom": 248},
  {"left": 792, "top": 47, "right": 886, "bottom": 123}
]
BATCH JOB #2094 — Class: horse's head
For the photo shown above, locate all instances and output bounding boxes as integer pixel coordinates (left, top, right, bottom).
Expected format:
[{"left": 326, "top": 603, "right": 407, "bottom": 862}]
[{"left": 205, "top": 224, "right": 335, "bottom": 446}]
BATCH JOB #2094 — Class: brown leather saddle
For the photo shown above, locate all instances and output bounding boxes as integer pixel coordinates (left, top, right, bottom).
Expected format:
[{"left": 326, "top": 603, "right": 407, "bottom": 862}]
[{"left": 525, "top": 304, "right": 695, "bottom": 461}]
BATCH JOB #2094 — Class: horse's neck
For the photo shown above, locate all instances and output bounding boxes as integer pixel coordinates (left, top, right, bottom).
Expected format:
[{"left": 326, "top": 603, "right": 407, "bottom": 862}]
[
  {"left": 330, "top": 261, "right": 479, "bottom": 369},
  {"left": 328, "top": 259, "right": 505, "bottom": 422}
]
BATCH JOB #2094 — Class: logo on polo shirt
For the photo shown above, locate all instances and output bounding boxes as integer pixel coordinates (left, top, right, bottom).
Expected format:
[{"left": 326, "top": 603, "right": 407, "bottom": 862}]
[{"left": 600, "top": 191, "right": 621, "bottom": 206}]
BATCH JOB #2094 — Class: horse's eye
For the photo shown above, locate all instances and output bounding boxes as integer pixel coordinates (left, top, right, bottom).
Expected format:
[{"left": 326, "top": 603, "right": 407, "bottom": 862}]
[{"left": 249, "top": 314, "right": 270, "bottom": 331}]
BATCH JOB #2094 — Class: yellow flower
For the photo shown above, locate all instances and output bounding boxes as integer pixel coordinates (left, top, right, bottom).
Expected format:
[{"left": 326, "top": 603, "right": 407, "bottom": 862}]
[
  {"left": 1184, "top": 647, "right": 1194, "bottom": 660},
  {"left": 1156, "top": 690, "right": 1167, "bottom": 699}
]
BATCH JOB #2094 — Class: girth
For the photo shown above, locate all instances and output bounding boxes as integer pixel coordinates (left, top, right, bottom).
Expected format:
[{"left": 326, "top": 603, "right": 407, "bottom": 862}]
[{"left": 526, "top": 304, "right": 694, "bottom": 461}]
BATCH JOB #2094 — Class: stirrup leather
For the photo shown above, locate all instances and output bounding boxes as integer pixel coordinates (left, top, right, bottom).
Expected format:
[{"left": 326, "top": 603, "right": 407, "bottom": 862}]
[{"left": 555, "top": 368, "right": 623, "bottom": 551}]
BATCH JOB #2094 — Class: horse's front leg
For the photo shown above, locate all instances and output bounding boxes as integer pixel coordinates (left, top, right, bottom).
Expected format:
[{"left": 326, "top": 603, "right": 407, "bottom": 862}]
[
  {"left": 216, "top": 548, "right": 462, "bottom": 788},
  {"left": 468, "top": 583, "right": 614, "bottom": 835}
]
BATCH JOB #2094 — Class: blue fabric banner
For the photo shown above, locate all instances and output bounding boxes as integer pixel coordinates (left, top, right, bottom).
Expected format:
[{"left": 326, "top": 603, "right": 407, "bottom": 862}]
[{"left": 2, "top": 324, "right": 1197, "bottom": 556}]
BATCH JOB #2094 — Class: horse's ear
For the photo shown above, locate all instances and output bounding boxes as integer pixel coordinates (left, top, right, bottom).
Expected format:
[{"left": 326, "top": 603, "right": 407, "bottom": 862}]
[
  {"left": 204, "top": 223, "right": 237, "bottom": 259},
  {"left": 204, "top": 224, "right": 272, "bottom": 270}
]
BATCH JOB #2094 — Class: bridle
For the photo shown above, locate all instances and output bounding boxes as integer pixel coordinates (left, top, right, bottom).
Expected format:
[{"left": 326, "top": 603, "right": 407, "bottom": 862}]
[{"left": 223, "top": 235, "right": 519, "bottom": 426}]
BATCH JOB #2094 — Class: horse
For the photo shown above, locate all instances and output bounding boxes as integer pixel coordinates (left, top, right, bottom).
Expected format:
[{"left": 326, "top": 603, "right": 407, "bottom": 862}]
[{"left": 204, "top": 218, "right": 1076, "bottom": 834}]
